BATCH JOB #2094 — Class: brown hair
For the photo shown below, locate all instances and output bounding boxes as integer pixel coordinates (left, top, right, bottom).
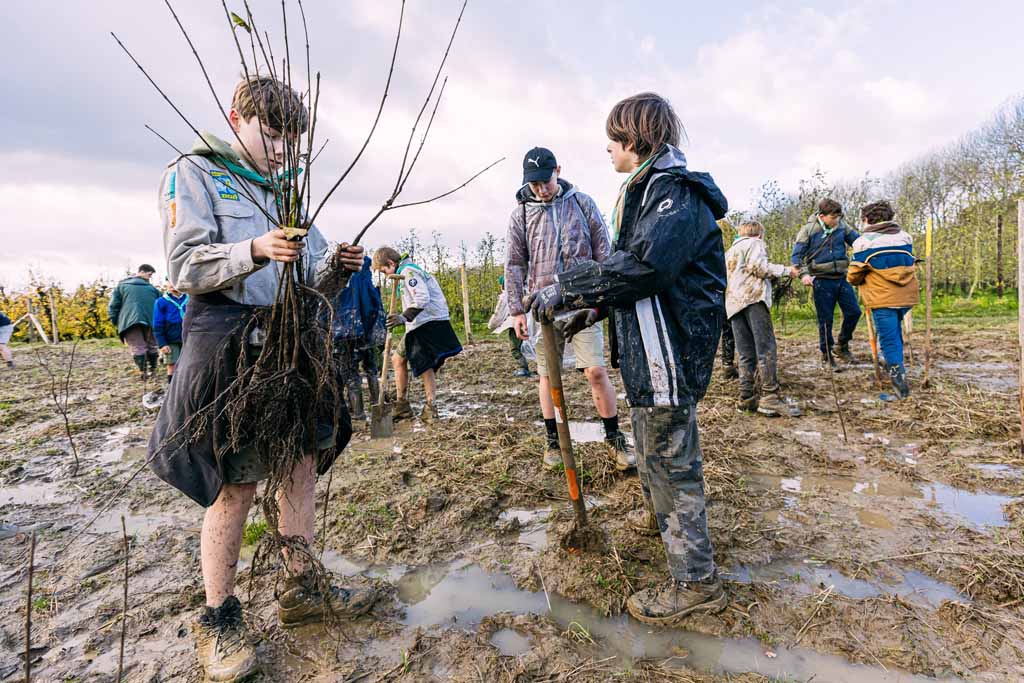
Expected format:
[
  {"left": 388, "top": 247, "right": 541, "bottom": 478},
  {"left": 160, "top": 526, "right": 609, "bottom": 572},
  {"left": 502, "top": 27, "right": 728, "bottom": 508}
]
[
  {"left": 861, "top": 200, "right": 895, "bottom": 225},
  {"left": 232, "top": 76, "right": 309, "bottom": 134},
  {"left": 606, "top": 92, "right": 685, "bottom": 160},
  {"left": 817, "top": 198, "right": 843, "bottom": 217},
  {"left": 371, "top": 247, "right": 402, "bottom": 270},
  {"left": 737, "top": 221, "right": 764, "bottom": 238}
]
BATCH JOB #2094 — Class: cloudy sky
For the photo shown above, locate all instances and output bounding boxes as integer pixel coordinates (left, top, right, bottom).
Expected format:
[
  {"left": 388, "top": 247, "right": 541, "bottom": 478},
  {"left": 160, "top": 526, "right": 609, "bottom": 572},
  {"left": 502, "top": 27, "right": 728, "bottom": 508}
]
[{"left": 2, "top": 0, "right": 1021, "bottom": 288}]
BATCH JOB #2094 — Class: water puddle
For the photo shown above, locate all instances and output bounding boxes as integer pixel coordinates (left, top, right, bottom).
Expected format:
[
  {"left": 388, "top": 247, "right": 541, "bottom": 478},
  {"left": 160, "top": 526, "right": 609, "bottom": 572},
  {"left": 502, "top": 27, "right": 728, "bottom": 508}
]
[
  {"left": 490, "top": 628, "right": 532, "bottom": 656},
  {"left": 968, "top": 463, "right": 1023, "bottom": 479},
  {"left": 381, "top": 558, "right": 963, "bottom": 682},
  {"left": 722, "top": 560, "right": 965, "bottom": 607},
  {"left": 748, "top": 473, "right": 1015, "bottom": 528},
  {"left": 936, "top": 362, "right": 1016, "bottom": 392},
  {"left": 920, "top": 482, "right": 1012, "bottom": 528},
  {"left": 0, "top": 479, "right": 73, "bottom": 507},
  {"left": 497, "top": 507, "right": 551, "bottom": 551}
]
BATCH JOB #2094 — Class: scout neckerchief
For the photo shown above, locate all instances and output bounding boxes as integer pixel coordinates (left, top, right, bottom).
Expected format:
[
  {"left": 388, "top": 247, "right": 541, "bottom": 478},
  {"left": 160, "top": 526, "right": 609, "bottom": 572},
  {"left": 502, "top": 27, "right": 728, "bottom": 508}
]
[{"left": 163, "top": 292, "right": 189, "bottom": 319}]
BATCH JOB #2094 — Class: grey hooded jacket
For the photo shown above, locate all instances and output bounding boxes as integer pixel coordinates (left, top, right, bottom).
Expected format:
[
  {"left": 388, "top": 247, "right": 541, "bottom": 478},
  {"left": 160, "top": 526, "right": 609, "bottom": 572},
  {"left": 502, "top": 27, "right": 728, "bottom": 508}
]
[
  {"left": 504, "top": 179, "right": 611, "bottom": 316},
  {"left": 158, "top": 132, "right": 332, "bottom": 306}
]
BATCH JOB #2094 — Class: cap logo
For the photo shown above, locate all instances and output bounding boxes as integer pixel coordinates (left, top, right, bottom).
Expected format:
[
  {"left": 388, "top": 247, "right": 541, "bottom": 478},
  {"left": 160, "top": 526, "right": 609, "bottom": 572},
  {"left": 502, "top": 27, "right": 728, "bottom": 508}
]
[{"left": 527, "top": 156, "right": 541, "bottom": 167}]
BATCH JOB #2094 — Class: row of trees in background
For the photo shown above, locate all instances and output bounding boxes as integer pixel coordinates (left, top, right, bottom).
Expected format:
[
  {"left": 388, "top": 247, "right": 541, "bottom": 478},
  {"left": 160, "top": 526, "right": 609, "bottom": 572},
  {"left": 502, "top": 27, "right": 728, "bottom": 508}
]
[
  {"left": 745, "top": 94, "right": 1024, "bottom": 298},
  {"left": 0, "top": 279, "right": 117, "bottom": 343}
]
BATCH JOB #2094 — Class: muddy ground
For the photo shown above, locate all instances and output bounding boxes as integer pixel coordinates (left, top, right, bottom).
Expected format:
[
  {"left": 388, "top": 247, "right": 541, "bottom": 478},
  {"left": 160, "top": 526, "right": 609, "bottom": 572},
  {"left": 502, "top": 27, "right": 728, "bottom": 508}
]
[{"left": 1, "top": 315, "right": 1022, "bottom": 682}]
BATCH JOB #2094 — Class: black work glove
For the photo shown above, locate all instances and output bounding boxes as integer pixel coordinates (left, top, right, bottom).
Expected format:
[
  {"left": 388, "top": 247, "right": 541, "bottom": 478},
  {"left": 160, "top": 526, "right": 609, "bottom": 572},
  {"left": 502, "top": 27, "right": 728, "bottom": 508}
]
[
  {"left": 523, "top": 284, "right": 563, "bottom": 323},
  {"left": 556, "top": 307, "right": 606, "bottom": 342},
  {"left": 386, "top": 307, "right": 423, "bottom": 329}
]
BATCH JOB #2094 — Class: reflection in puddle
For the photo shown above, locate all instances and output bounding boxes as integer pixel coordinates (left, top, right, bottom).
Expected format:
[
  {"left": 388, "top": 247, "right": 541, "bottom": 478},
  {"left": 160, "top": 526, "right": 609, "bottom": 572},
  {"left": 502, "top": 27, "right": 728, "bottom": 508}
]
[
  {"left": 490, "top": 628, "right": 532, "bottom": 656},
  {"left": 749, "top": 473, "right": 1015, "bottom": 528},
  {"left": 856, "top": 509, "right": 895, "bottom": 530},
  {"left": 498, "top": 508, "right": 550, "bottom": 551},
  {"left": 968, "top": 463, "right": 1023, "bottom": 479},
  {"left": 1, "top": 479, "right": 74, "bottom": 506},
  {"left": 388, "top": 559, "right": 962, "bottom": 683},
  {"left": 722, "top": 560, "right": 965, "bottom": 608}
]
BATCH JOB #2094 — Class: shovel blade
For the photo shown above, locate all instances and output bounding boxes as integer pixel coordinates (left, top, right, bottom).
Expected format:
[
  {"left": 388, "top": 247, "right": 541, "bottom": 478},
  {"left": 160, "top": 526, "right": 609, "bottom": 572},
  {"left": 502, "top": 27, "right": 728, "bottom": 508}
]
[{"left": 370, "top": 404, "right": 394, "bottom": 438}]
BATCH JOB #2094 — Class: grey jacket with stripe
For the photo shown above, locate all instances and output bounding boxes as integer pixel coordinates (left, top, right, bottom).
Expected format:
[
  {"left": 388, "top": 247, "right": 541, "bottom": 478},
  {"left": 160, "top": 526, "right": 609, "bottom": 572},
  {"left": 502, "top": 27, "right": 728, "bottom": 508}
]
[{"left": 558, "top": 145, "right": 728, "bottom": 408}]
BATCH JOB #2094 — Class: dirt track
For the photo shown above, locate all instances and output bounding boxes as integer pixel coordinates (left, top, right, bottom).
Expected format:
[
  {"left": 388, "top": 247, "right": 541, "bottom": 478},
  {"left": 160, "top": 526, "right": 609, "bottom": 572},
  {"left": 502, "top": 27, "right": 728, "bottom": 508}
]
[{"left": 1, "top": 316, "right": 1022, "bottom": 682}]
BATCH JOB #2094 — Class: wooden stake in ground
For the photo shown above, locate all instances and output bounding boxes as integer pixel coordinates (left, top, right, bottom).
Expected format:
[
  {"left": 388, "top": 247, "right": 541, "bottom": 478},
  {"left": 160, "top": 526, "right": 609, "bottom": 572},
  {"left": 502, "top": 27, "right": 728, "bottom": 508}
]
[
  {"left": 1017, "top": 200, "right": 1024, "bottom": 452},
  {"left": 25, "top": 531, "right": 36, "bottom": 683},
  {"left": 47, "top": 288, "right": 60, "bottom": 344},
  {"left": 903, "top": 311, "right": 914, "bottom": 366},
  {"left": 923, "top": 217, "right": 934, "bottom": 388},
  {"left": 539, "top": 321, "right": 587, "bottom": 527},
  {"left": 459, "top": 264, "right": 472, "bottom": 343},
  {"left": 117, "top": 516, "right": 129, "bottom": 682}
]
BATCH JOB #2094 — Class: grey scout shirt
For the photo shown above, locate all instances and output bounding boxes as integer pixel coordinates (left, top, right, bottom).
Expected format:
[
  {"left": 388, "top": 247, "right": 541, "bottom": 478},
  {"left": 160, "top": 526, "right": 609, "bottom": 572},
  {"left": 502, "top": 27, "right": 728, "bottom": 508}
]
[{"left": 159, "top": 154, "right": 332, "bottom": 306}]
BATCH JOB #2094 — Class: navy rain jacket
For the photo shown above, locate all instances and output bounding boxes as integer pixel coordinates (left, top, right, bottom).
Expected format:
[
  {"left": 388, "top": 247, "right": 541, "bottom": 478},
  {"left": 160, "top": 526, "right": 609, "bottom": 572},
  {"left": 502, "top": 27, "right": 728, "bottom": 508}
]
[
  {"left": 332, "top": 256, "right": 385, "bottom": 347},
  {"left": 559, "top": 145, "right": 727, "bottom": 408}
]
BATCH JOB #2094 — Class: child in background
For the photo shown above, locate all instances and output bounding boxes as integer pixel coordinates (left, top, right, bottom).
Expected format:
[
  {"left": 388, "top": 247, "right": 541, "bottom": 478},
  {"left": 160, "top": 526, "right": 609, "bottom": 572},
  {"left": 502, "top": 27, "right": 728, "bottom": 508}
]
[
  {"left": 372, "top": 246, "right": 462, "bottom": 421},
  {"left": 847, "top": 200, "right": 919, "bottom": 398},
  {"left": 152, "top": 279, "right": 189, "bottom": 383},
  {"left": 724, "top": 220, "right": 791, "bottom": 416}
]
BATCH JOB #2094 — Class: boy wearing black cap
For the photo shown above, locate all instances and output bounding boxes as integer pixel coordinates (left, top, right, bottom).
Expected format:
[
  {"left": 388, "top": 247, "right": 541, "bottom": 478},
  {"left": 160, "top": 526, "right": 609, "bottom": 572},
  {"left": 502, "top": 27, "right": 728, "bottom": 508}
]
[{"left": 505, "top": 146, "right": 635, "bottom": 471}]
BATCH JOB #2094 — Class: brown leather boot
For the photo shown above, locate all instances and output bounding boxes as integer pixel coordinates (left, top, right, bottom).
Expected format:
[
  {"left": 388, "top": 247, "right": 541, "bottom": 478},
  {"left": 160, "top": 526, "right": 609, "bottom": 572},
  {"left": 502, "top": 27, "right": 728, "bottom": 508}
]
[
  {"left": 192, "top": 597, "right": 259, "bottom": 682},
  {"left": 626, "top": 508, "right": 659, "bottom": 536},
  {"left": 626, "top": 576, "right": 727, "bottom": 626},
  {"left": 278, "top": 572, "right": 378, "bottom": 628}
]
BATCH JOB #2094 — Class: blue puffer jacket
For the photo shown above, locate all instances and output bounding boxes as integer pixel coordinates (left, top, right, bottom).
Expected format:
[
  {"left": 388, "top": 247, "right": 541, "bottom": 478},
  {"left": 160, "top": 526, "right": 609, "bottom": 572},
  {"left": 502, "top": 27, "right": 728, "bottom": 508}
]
[
  {"left": 153, "top": 293, "right": 189, "bottom": 347},
  {"left": 790, "top": 214, "right": 860, "bottom": 279},
  {"left": 559, "top": 145, "right": 727, "bottom": 408},
  {"left": 332, "top": 256, "right": 385, "bottom": 347}
]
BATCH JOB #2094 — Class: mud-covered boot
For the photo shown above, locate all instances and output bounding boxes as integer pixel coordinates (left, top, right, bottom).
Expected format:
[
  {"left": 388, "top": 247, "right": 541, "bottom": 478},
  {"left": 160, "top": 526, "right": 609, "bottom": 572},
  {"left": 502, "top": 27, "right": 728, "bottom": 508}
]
[
  {"left": 626, "top": 507, "right": 659, "bottom": 536},
  {"left": 820, "top": 351, "right": 841, "bottom": 373},
  {"left": 347, "top": 386, "right": 366, "bottom": 421},
  {"left": 605, "top": 431, "right": 637, "bottom": 471},
  {"left": 720, "top": 363, "right": 739, "bottom": 380},
  {"left": 738, "top": 394, "right": 758, "bottom": 412},
  {"left": 132, "top": 354, "right": 148, "bottom": 381},
  {"left": 192, "top": 596, "right": 259, "bottom": 682},
  {"left": 626, "top": 575, "right": 727, "bottom": 626},
  {"left": 392, "top": 397, "right": 414, "bottom": 421},
  {"left": 888, "top": 363, "right": 910, "bottom": 399},
  {"left": 513, "top": 359, "right": 531, "bottom": 377},
  {"left": 419, "top": 400, "right": 439, "bottom": 423},
  {"left": 835, "top": 342, "right": 856, "bottom": 364},
  {"left": 278, "top": 571, "right": 378, "bottom": 628},
  {"left": 756, "top": 391, "right": 787, "bottom": 417}
]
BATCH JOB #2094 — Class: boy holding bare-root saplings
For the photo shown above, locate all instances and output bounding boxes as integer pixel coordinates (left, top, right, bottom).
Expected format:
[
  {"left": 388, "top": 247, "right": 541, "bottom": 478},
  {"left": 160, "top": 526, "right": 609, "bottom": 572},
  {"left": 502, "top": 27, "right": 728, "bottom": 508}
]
[{"left": 147, "top": 76, "right": 373, "bottom": 681}]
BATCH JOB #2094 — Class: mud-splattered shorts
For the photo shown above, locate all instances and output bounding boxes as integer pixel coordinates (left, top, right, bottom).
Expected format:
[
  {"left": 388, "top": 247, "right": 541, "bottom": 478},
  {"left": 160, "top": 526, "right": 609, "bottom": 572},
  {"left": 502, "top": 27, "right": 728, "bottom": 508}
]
[
  {"left": 535, "top": 322, "right": 603, "bottom": 377},
  {"left": 630, "top": 404, "right": 716, "bottom": 582}
]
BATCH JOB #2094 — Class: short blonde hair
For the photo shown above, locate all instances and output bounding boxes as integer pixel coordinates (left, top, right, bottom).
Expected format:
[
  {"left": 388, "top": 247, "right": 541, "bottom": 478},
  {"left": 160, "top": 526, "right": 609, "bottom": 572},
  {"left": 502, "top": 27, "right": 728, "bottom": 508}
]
[
  {"left": 737, "top": 221, "right": 764, "bottom": 238},
  {"left": 371, "top": 246, "right": 401, "bottom": 270}
]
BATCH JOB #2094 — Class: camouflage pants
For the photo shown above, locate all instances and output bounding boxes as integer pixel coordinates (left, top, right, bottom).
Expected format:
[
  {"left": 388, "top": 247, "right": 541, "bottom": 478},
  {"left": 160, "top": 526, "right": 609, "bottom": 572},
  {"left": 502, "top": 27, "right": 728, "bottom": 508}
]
[{"left": 630, "top": 404, "right": 716, "bottom": 582}]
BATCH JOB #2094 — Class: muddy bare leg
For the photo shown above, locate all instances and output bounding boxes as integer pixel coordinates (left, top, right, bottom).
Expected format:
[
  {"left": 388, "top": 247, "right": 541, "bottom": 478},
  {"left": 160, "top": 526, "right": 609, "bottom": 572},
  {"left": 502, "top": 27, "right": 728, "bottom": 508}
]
[
  {"left": 201, "top": 482, "right": 257, "bottom": 608},
  {"left": 277, "top": 455, "right": 316, "bottom": 574},
  {"left": 537, "top": 376, "right": 555, "bottom": 419},
  {"left": 421, "top": 368, "right": 437, "bottom": 403},
  {"left": 584, "top": 366, "right": 617, "bottom": 419},
  {"left": 393, "top": 353, "right": 409, "bottom": 399}
]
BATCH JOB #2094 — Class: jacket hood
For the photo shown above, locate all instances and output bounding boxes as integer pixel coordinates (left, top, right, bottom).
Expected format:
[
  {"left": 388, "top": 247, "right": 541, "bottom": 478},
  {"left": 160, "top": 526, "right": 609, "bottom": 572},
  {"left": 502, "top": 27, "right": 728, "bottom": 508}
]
[
  {"left": 120, "top": 276, "right": 155, "bottom": 287},
  {"left": 516, "top": 178, "right": 576, "bottom": 205},
  {"left": 873, "top": 264, "right": 918, "bottom": 286},
  {"left": 651, "top": 145, "right": 728, "bottom": 220},
  {"left": 864, "top": 220, "right": 901, "bottom": 235}
]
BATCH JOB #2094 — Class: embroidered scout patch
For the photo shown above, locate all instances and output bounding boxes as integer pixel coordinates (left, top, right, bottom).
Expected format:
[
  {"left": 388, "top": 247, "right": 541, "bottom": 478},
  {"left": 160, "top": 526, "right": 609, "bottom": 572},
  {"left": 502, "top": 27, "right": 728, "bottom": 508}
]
[{"left": 208, "top": 170, "right": 239, "bottom": 201}]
